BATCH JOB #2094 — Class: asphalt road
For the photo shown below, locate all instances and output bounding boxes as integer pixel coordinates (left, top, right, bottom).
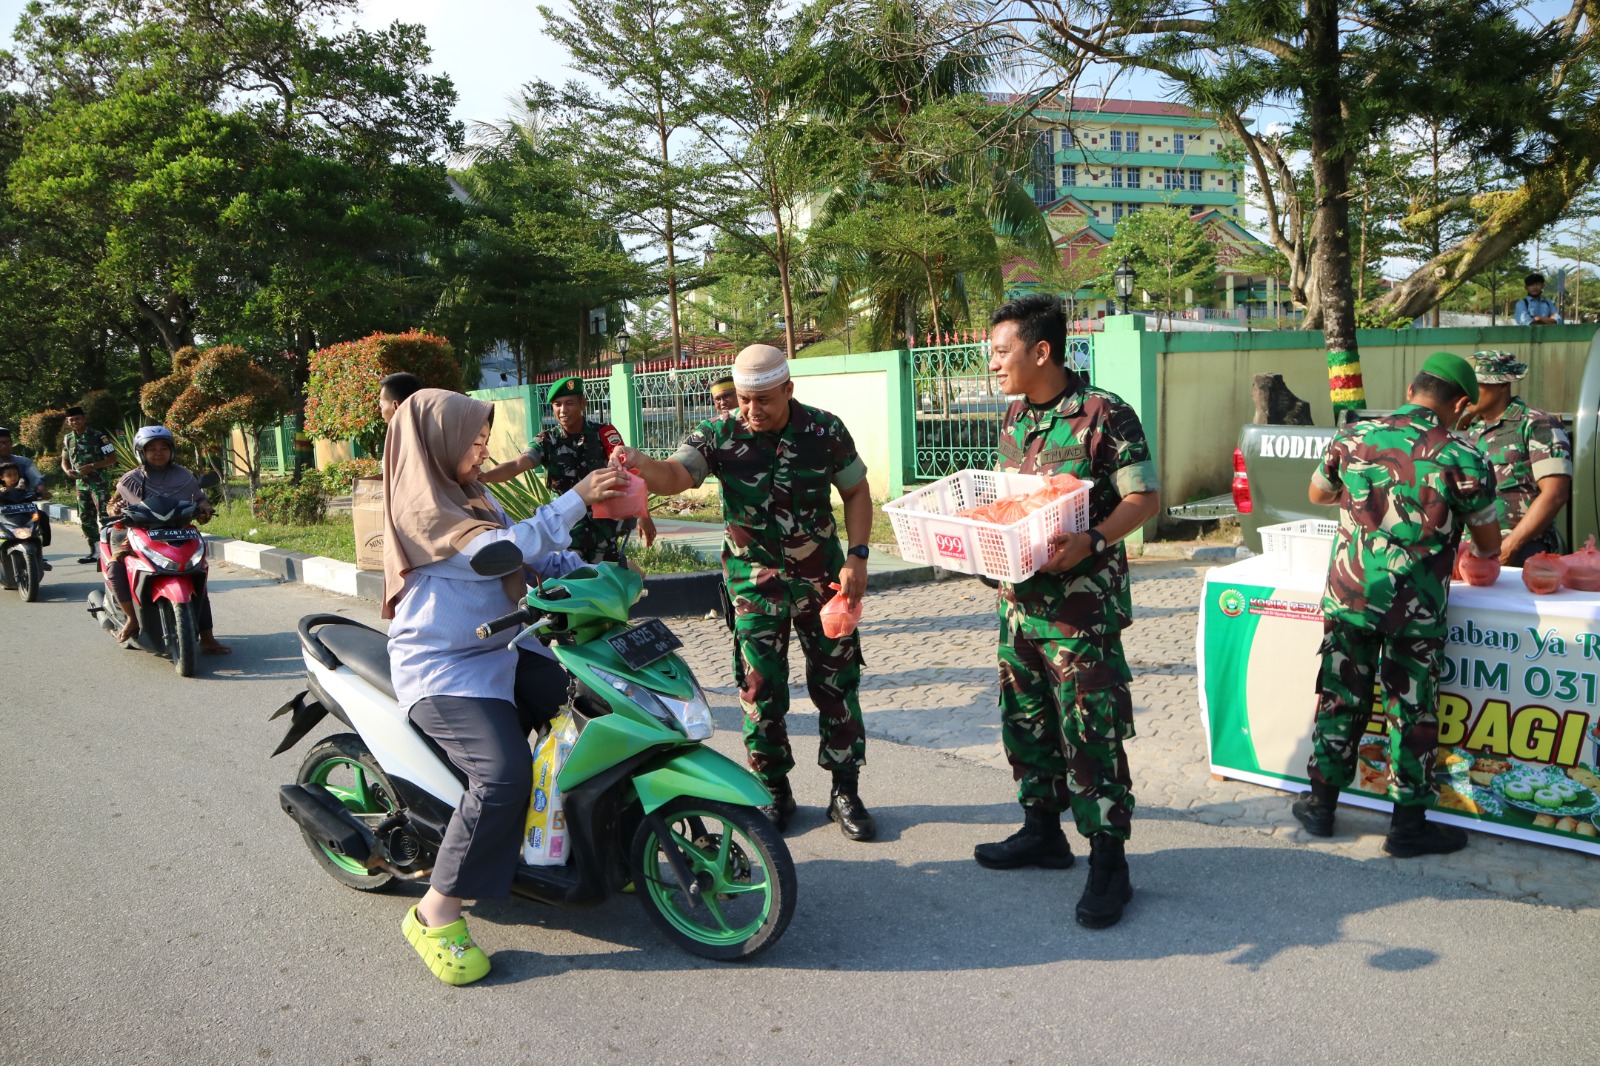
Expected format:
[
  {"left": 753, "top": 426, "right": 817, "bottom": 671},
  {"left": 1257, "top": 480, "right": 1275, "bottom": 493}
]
[{"left": 3, "top": 529, "right": 1597, "bottom": 1065}]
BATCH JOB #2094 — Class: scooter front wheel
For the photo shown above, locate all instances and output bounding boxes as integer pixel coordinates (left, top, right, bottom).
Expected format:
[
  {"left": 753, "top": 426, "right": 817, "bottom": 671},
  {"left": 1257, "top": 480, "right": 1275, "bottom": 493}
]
[
  {"left": 629, "top": 798, "right": 795, "bottom": 961},
  {"left": 160, "top": 599, "right": 198, "bottom": 677}
]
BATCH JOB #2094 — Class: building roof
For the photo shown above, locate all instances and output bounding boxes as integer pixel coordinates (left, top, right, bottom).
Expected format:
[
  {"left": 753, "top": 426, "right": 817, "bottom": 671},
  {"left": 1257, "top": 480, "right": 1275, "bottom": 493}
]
[{"left": 989, "top": 92, "right": 1252, "bottom": 125}]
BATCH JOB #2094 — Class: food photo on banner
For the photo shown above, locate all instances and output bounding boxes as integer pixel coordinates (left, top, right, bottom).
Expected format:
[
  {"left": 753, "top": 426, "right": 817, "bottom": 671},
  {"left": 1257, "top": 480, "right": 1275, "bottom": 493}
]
[{"left": 1197, "top": 544, "right": 1600, "bottom": 856}]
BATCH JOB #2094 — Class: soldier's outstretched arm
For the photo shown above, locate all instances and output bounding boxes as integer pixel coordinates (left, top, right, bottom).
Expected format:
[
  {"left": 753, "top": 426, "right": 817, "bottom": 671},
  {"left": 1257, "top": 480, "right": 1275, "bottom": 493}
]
[
  {"left": 1466, "top": 520, "right": 1503, "bottom": 558},
  {"left": 611, "top": 445, "right": 694, "bottom": 495},
  {"left": 478, "top": 453, "right": 536, "bottom": 484}
]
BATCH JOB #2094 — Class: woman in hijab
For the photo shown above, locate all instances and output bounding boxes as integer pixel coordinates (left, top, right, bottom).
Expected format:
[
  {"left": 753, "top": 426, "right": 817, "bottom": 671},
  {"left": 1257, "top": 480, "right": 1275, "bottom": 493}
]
[
  {"left": 107, "top": 425, "right": 230, "bottom": 654},
  {"left": 384, "top": 388, "right": 624, "bottom": 985}
]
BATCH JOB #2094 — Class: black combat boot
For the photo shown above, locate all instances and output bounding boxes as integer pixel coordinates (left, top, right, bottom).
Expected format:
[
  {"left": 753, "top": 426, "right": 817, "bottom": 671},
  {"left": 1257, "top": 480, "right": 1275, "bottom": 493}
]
[
  {"left": 758, "top": 776, "right": 797, "bottom": 832},
  {"left": 1383, "top": 802, "right": 1468, "bottom": 857},
  {"left": 827, "top": 769, "right": 876, "bottom": 841},
  {"left": 1291, "top": 782, "right": 1340, "bottom": 837},
  {"left": 1075, "top": 834, "right": 1132, "bottom": 929},
  {"left": 974, "top": 807, "right": 1075, "bottom": 869}
]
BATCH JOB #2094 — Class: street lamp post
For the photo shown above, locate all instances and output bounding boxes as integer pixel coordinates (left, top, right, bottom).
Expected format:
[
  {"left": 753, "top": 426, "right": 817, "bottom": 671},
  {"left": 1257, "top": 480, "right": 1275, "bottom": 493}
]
[{"left": 1113, "top": 257, "right": 1135, "bottom": 317}]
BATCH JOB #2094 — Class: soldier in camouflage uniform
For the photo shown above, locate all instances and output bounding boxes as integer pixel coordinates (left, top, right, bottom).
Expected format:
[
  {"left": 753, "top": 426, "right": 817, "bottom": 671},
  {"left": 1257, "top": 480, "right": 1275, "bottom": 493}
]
[
  {"left": 1295, "top": 352, "right": 1502, "bottom": 857},
  {"left": 976, "top": 294, "right": 1161, "bottom": 930},
  {"left": 481, "top": 377, "right": 654, "bottom": 563},
  {"left": 1460, "top": 350, "right": 1573, "bottom": 564},
  {"left": 60, "top": 406, "right": 118, "bottom": 563},
  {"left": 615, "top": 344, "right": 878, "bottom": 841}
]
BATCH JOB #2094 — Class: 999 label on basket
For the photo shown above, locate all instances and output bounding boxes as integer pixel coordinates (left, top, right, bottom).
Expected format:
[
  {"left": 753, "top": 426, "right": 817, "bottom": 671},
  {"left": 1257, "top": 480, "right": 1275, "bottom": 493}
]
[{"left": 933, "top": 532, "right": 967, "bottom": 561}]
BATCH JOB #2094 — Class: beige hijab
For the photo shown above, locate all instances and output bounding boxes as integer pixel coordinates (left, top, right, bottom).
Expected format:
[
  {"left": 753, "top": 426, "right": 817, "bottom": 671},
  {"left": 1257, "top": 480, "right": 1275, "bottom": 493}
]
[{"left": 380, "top": 389, "right": 520, "bottom": 619}]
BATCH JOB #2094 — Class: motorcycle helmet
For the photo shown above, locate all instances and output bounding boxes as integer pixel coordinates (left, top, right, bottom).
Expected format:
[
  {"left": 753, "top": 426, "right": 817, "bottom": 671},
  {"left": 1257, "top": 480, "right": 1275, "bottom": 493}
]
[{"left": 133, "top": 425, "right": 177, "bottom": 466}]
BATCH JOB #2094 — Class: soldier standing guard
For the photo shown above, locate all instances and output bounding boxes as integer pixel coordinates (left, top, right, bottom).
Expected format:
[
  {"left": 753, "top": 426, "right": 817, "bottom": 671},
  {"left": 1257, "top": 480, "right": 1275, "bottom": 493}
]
[
  {"left": 1293, "top": 352, "right": 1502, "bottom": 856},
  {"left": 1460, "top": 350, "right": 1573, "bottom": 565},
  {"left": 614, "top": 344, "right": 878, "bottom": 841},
  {"left": 481, "top": 376, "right": 655, "bottom": 562},
  {"left": 60, "top": 405, "right": 118, "bottom": 564},
  {"left": 974, "top": 295, "right": 1161, "bottom": 930}
]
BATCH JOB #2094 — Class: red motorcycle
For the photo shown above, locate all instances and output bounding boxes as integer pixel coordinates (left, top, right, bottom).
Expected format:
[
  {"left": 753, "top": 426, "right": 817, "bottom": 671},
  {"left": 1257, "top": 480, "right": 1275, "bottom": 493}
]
[{"left": 87, "top": 476, "right": 218, "bottom": 677}]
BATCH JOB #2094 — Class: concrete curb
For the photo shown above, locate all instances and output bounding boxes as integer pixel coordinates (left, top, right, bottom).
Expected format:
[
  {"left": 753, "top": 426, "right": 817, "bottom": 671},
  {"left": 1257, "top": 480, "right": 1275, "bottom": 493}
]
[{"left": 1139, "top": 542, "right": 1250, "bottom": 562}]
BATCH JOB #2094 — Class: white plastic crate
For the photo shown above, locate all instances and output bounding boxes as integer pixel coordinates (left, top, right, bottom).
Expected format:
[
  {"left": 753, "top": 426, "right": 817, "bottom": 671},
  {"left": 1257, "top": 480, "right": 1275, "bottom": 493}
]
[
  {"left": 1258, "top": 519, "right": 1339, "bottom": 572},
  {"left": 884, "top": 470, "right": 1094, "bottom": 583}
]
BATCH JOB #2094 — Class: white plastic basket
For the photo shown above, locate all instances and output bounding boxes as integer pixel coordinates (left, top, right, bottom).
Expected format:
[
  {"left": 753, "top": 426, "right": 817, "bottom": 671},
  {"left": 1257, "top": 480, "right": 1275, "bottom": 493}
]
[
  {"left": 1258, "top": 519, "right": 1339, "bottom": 572},
  {"left": 884, "top": 470, "right": 1094, "bottom": 583}
]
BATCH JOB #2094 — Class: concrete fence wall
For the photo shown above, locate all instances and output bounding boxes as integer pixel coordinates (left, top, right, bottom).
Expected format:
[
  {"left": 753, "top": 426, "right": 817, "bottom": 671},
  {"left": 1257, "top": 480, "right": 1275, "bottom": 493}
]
[{"left": 472, "top": 319, "right": 1599, "bottom": 537}]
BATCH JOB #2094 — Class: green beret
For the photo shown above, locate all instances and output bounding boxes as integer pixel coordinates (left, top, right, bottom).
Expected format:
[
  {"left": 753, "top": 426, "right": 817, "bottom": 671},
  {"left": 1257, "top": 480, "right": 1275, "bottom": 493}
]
[
  {"left": 1419, "top": 351, "right": 1478, "bottom": 404},
  {"left": 545, "top": 377, "right": 585, "bottom": 404}
]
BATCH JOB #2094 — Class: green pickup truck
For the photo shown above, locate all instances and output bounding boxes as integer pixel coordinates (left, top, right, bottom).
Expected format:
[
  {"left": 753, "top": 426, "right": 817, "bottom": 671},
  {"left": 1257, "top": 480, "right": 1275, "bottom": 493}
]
[{"left": 1173, "top": 357, "right": 1600, "bottom": 553}]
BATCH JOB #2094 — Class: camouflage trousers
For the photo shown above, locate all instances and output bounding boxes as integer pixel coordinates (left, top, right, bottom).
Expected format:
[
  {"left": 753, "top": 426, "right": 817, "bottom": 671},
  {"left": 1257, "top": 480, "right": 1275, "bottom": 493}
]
[
  {"left": 76, "top": 474, "right": 112, "bottom": 547},
  {"left": 1307, "top": 620, "right": 1446, "bottom": 807},
  {"left": 998, "top": 626, "right": 1136, "bottom": 840},
  {"left": 569, "top": 516, "right": 623, "bottom": 564},
  {"left": 732, "top": 595, "right": 866, "bottom": 783}
]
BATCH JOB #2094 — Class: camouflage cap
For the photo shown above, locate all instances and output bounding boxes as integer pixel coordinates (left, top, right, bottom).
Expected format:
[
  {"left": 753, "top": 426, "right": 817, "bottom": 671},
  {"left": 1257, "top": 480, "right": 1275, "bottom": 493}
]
[
  {"left": 1469, "top": 350, "right": 1528, "bottom": 384},
  {"left": 1419, "top": 351, "right": 1479, "bottom": 404},
  {"left": 545, "top": 376, "right": 585, "bottom": 404}
]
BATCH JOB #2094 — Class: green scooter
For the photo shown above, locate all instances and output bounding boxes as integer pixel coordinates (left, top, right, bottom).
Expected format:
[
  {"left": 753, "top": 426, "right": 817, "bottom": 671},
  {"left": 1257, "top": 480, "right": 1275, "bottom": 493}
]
[{"left": 272, "top": 541, "right": 796, "bottom": 960}]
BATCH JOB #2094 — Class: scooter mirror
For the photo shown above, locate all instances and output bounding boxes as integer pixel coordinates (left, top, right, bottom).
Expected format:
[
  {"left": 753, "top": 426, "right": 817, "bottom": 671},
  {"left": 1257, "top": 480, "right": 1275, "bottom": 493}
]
[
  {"left": 470, "top": 539, "right": 524, "bottom": 576},
  {"left": 198, "top": 472, "right": 221, "bottom": 489}
]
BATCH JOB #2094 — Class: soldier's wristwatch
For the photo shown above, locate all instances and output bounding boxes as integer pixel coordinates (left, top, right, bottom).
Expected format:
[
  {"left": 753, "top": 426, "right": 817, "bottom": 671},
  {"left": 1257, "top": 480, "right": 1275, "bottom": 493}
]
[
  {"left": 847, "top": 545, "right": 870, "bottom": 561},
  {"left": 1086, "top": 528, "right": 1108, "bottom": 556}
]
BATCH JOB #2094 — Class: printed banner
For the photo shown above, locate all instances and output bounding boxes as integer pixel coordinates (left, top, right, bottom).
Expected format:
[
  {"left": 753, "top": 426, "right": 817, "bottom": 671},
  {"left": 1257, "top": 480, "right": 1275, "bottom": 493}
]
[{"left": 1199, "top": 557, "right": 1600, "bottom": 855}]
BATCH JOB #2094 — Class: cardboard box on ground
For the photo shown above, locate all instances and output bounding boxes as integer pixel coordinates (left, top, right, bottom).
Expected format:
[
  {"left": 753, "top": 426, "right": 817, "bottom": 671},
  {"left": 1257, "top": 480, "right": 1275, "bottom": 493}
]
[{"left": 352, "top": 477, "right": 384, "bottom": 571}]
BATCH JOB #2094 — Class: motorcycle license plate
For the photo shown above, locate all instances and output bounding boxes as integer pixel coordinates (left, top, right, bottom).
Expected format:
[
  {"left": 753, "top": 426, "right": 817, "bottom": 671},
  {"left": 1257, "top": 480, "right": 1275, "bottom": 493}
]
[
  {"left": 145, "top": 528, "right": 200, "bottom": 542},
  {"left": 606, "top": 619, "right": 683, "bottom": 670}
]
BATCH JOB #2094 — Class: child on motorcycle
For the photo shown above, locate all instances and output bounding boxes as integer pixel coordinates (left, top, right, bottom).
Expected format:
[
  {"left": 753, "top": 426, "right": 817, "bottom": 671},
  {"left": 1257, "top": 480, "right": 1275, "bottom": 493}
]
[
  {"left": 0, "top": 462, "right": 26, "bottom": 502},
  {"left": 106, "top": 426, "right": 231, "bottom": 655},
  {"left": 382, "top": 388, "right": 626, "bottom": 986}
]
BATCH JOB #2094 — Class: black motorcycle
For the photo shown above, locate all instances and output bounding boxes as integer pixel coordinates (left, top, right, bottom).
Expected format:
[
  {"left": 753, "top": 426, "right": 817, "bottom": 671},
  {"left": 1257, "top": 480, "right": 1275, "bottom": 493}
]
[{"left": 0, "top": 492, "right": 47, "bottom": 602}]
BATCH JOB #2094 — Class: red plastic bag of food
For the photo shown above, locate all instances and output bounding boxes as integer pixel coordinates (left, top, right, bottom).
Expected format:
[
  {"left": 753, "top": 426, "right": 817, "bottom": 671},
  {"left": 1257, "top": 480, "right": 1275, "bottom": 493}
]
[
  {"left": 1562, "top": 535, "right": 1600, "bottom": 591},
  {"left": 593, "top": 467, "right": 649, "bottom": 520},
  {"left": 1044, "top": 473, "right": 1083, "bottom": 496},
  {"left": 820, "top": 582, "right": 862, "bottom": 638},
  {"left": 1522, "top": 552, "right": 1565, "bottom": 595},
  {"left": 990, "top": 497, "right": 1028, "bottom": 525},
  {"left": 1456, "top": 542, "right": 1502, "bottom": 587}
]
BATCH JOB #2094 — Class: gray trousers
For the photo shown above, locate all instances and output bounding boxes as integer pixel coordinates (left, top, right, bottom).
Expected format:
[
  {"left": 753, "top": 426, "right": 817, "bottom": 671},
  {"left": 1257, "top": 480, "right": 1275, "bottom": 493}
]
[{"left": 408, "top": 653, "right": 567, "bottom": 899}]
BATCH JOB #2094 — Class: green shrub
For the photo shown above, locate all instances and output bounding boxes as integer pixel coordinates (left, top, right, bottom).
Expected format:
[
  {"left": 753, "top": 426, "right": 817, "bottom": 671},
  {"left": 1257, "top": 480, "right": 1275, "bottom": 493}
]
[
  {"left": 315, "top": 457, "right": 382, "bottom": 495},
  {"left": 77, "top": 389, "right": 121, "bottom": 432},
  {"left": 19, "top": 408, "right": 66, "bottom": 457},
  {"left": 305, "top": 331, "right": 463, "bottom": 454},
  {"left": 253, "top": 480, "right": 329, "bottom": 525}
]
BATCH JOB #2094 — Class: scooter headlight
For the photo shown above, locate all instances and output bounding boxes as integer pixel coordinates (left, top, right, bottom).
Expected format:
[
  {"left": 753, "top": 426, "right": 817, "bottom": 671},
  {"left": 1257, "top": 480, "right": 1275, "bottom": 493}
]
[
  {"left": 591, "top": 668, "right": 714, "bottom": 741},
  {"left": 10, "top": 527, "right": 30, "bottom": 540}
]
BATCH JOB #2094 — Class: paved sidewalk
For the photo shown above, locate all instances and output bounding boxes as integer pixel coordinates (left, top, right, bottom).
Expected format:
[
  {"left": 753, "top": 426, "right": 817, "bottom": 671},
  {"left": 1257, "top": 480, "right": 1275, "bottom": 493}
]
[{"left": 668, "top": 559, "right": 1599, "bottom": 912}]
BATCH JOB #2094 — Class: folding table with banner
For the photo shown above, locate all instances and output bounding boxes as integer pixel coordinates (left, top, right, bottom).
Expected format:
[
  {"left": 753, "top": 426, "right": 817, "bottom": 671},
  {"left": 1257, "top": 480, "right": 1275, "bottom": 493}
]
[{"left": 1198, "top": 548, "right": 1600, "bottom": 856}]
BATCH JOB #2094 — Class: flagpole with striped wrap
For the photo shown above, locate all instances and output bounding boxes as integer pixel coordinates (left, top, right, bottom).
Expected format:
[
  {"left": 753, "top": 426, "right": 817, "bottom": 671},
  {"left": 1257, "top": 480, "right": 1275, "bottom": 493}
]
[{"left": 1327, "top": 348, "right": 1365, "bottom": 418}]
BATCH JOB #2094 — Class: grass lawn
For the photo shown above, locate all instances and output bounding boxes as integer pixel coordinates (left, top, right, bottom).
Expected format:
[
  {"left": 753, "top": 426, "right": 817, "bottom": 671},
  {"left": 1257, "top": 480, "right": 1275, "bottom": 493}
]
[{"left": 205, "top": 496, "right": 359, "bottom": 562}]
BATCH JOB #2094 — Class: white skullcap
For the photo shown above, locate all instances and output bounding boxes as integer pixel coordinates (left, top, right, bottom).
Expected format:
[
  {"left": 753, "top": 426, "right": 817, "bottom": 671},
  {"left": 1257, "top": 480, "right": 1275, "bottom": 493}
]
[{"left": 732, "top": 344, "right": 790, "bottom": 392}]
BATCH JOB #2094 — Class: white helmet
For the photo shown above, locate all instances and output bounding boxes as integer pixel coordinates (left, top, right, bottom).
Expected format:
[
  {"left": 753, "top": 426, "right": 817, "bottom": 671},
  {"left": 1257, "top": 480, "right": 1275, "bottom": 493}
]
[{"left": 133, "top": 425, "right": 176, "bottom": 466}]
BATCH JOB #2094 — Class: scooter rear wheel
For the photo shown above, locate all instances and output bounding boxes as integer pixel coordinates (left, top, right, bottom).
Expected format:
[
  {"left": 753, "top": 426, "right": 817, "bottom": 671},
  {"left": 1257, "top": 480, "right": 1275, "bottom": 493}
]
[
  {"left": 630, "top": 798, "right": 795, "bottom": 960},
  {"left": 296, "top": 734, "right": 398, "bottom": 892}
]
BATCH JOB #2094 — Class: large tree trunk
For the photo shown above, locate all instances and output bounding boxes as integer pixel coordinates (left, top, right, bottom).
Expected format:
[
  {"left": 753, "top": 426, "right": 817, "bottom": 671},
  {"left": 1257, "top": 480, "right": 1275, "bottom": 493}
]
[{"left": 1306, "top": 0, "right": 1363, "bottom": 419}]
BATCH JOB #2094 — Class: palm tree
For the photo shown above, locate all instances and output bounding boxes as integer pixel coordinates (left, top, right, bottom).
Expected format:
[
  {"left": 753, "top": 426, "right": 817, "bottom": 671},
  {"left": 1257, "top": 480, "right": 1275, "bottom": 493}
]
[{"left": 800, "top": 0, "right": 1056, "bottom": 348}]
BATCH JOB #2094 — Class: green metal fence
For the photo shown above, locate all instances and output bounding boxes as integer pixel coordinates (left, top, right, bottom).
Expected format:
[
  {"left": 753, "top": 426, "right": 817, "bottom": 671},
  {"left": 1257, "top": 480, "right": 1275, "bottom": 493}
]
[
  {"left": 632, "top": 363, "right": 734, "bottom": 458},
  {"left": 910, "top": 335, "right": 1092, "bottom": 479}
]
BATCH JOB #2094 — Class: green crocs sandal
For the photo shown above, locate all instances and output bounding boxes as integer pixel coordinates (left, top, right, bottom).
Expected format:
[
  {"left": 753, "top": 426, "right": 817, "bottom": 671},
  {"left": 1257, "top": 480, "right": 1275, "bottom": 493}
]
[{"left": 401, "top": 905, "right": 491, "bottom": 986}]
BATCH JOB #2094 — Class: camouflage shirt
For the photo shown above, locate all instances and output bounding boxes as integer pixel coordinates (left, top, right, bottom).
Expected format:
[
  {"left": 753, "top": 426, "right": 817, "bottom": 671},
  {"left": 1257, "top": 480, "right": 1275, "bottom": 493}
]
[
  {"left": 995, "top": 378, "right": 1160, "bottom": 641},
  {"left": 1313, "top": 404, "right": 1498, "bottom": 638},
  {"left": 1465, "top": 397, "right": 1573, "bottom": 541},
  {"left": 523, "top": 418, "right": 626, "bottom": 563},
  {"left": 63, "top": 427, "right": 116, "bottom": 484},
  {"left": 673, "top": 400, "right": 867, "bottom": 614}
]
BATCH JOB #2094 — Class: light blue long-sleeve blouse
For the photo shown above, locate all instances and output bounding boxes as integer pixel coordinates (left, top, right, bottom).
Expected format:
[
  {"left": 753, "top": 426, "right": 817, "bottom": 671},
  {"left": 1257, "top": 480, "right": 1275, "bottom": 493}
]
[{"left": 387, "top": 490, "right": 588, "bottom": 714}]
